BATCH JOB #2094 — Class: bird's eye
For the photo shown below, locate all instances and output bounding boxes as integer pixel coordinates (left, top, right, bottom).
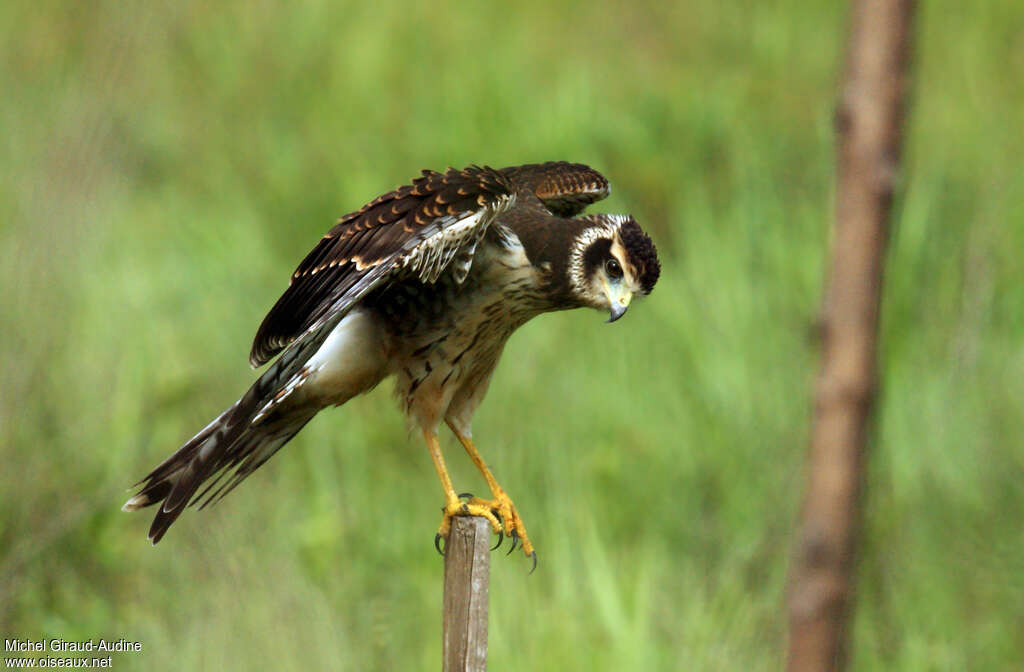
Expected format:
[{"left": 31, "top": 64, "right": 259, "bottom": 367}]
[{"left": 605, "top": 258, "right": 623, "bottom": 279}]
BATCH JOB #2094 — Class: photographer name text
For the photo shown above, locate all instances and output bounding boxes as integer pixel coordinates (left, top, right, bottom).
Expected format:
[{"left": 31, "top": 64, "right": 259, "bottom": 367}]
[{"left": 5, "top": 640, "right": 140, "bottom": 654}]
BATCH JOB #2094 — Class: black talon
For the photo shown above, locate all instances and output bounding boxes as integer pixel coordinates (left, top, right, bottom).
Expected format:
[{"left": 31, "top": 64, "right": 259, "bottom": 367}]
[
  {"left": 528, "top": 551, "right": 538, "bottom": 575},
  {"left": 434, "top": 533, "right": 446, "bottom": 556},
  {"left": 506, "top": 531, "right": 519, "bottom": 555},
  {"left": 489, "top": 509, "right": 505, "bottom": 551},
  {"left": 457, "top": 492, "right": 474, "bottom": 500}
]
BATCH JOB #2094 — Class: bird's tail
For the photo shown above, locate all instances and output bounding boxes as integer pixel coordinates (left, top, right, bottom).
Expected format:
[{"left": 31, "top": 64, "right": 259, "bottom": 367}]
[{"left": 124, "top": 351, "right": 319, "bottom": 544}]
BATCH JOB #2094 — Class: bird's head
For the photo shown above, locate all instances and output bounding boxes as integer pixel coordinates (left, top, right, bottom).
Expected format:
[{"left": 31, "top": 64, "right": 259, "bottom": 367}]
[{"left": 568, "top": 215, "right": 660, "bottom": 322}]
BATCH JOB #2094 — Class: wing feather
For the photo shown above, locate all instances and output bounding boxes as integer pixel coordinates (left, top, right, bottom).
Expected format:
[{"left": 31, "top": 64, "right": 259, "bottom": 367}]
[
  {"left": 250, "top": 166, "right": 515, "bottom": 367},
  {"left": 500, "top": 161, "right": 610, "bottom": 217}
]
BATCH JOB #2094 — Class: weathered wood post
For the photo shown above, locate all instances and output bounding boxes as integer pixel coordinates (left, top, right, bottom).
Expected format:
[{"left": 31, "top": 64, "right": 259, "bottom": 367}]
[
  {"left": 442, "top": 516, "right": 490, "bottom": 671},
  {"left": 786, "top": 0, "right": 915, "bottom": 670}
]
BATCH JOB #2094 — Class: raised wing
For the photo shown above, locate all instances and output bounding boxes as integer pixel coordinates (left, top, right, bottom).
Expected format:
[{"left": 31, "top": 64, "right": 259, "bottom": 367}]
[
  {"left": 500, "top": 162, "right": 610, "bottom": 217},
  {"left": 250, "top": 166, "right": 515, "bottom": 367}
]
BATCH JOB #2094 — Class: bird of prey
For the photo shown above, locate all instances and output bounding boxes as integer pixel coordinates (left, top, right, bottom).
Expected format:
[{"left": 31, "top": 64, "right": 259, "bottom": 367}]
[{"left": 124, "top": 162, "right": 660, "bottom": 567}]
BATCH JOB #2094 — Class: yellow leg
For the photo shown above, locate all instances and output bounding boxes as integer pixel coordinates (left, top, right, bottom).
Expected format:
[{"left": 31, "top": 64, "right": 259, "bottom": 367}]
[
  {"left": 424, "top": 429, "right": 502, "bottom": 541},
  {"left": 446, "top": 421, "right": 535, "bottom": 560}
]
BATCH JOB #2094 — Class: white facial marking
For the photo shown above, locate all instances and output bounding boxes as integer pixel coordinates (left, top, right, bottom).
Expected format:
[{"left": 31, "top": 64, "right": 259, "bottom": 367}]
[{"left": 568, "top": 215, "right": 633, "bottom": 309}]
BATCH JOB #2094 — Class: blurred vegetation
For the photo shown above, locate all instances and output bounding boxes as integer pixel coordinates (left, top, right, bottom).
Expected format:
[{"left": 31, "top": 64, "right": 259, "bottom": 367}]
[{"left": 1, "top": 0, "right": 1021, "bottom": 669}]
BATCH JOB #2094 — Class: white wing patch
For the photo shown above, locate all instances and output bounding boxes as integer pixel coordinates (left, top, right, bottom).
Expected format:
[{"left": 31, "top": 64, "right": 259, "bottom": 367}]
[{"left": 400, "top": 194, "right": 515, "bottom": 284}]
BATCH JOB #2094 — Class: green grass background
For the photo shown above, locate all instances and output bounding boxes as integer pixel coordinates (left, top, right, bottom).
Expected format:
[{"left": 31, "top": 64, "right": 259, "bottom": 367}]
[{"left": 2, "top": 0, "right": 1021, "bottom": 669}]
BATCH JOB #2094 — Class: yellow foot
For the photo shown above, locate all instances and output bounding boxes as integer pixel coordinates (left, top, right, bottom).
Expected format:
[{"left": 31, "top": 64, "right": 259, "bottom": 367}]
[{"left": 435, "top": 491, "right": 537, "bottom": 572}]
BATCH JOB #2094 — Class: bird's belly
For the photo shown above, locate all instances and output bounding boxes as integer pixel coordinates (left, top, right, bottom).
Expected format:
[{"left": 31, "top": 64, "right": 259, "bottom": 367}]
[{"left": 385, "top": 268, "right": 543, "bottom": 431}]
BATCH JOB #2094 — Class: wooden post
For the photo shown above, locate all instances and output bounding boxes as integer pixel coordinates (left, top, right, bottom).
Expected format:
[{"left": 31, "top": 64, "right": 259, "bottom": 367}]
[
  {"left": 443, "top": 516, "right": 490, "bottom": 672},
  {"left": 786, "top": 0, "right": 915, "bottom": 670}
]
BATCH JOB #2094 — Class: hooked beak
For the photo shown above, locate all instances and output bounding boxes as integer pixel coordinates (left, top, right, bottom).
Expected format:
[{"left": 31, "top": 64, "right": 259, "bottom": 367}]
[
  {"left": 607, "top": 303, "right": 628, "bottom": 323},
  {"left": 604, "top": 283, "right": 633, "bottom": 323}
]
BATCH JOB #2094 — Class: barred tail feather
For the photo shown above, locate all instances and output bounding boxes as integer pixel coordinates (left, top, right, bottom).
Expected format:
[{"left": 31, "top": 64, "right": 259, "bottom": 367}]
[
  {"left": 124, "top": 336, "right": 327, "bottom": 544},
  {"left": 125, "top": 405, "right": 316, "bottom": 544}
]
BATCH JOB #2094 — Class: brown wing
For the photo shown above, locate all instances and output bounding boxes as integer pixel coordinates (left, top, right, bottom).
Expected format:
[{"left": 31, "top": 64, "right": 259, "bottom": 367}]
[
  {"left": 499, "top": 162, "right": 610, "bottom": 217},
  {"left": 249, "top": 166, "right": 515, "bottom": 367}
]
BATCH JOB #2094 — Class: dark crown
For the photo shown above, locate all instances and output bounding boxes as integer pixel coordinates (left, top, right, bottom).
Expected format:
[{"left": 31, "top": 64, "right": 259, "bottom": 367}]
[{"left": 619, "top": 218, "right": 660, "bottom": 294}]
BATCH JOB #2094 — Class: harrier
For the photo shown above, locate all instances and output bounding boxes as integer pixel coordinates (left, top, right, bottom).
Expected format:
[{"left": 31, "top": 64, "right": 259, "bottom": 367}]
[{"left": 124, "top": 162, "right": 660, "bottom": 568}]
